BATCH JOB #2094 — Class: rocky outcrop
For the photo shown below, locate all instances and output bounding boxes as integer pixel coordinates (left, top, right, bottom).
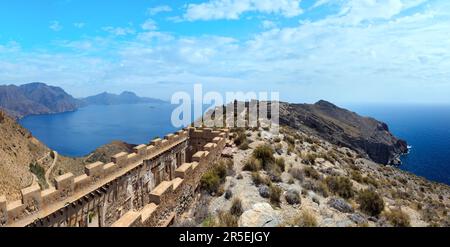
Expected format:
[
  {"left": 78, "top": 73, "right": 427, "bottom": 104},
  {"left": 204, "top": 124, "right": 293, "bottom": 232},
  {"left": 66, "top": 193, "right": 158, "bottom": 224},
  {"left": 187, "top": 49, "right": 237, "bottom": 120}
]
[
  {"left": 0, "top": 82, "right": 82, "bottom": 119},
  {"left": 239, "top": 203, "right": 281, "bottom": 227},
  {"left": 279, "top": 100, "right": 408, "bottom": 165}
]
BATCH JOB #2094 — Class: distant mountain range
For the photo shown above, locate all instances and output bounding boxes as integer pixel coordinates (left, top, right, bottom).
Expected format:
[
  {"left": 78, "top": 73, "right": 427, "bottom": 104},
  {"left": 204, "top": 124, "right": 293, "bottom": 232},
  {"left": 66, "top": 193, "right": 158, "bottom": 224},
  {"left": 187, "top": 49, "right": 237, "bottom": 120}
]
[
  {"left": 0, "top": 82, "right": 167, "bottom": 118},
  {"left": 81, "top": 91, "right": 166, "bottom": 105}
]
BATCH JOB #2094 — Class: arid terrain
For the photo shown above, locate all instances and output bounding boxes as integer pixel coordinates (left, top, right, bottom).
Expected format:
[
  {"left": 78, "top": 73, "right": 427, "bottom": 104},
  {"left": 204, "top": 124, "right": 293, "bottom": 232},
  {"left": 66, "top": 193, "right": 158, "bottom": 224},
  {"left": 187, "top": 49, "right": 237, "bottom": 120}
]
[{"left": 177, "top": 126, "right": 450, "bottom": 227}]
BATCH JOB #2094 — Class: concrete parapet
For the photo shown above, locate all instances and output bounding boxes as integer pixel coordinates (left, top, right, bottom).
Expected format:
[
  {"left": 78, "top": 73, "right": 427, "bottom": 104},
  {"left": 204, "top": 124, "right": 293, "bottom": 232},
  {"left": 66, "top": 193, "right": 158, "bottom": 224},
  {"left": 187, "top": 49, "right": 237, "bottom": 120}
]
[
  {"left": 175, "top": 163, "right": 192, "bottom": 179},
  {"left": 74, "top": 174, "right": 90, "bottom": 190},
  {"left": 6, "top": 200, "right": 25, "bottom": 221},
  {"left": 111, "top": 152, "right": 128, "bottom": 167},
  {"left": 140, "top": 203, "right": 158, "bottom": 224},
  {"left": 134, "top": 144, "right": 147, "bottom": 156},
  {"left": 127, "top": 153, "right": 139, "bottom": 165},
  {"left": 21, "top": 184, "right": 42, "bottom": 209},
  {"left": 85, "top": 161, "right": 104, "bottom": 178},
  {"left": 102, "top": 162, "right": 117, "bottom": 175},
  {"left": 191, "top": 162, "right": 199, "bottom": 171},
  {"left": 172, "top": 178, "right": 184, "bottom": 190},
  {"left": 55, "top": 173, "right": 75, "bottom": 194},
  {"left": 204, "top": 143, "right": 217, "bottom": 152},
  {"left": 41, "top": 187, "right": 59, "bottom": 206},
  {"left": 151, "top": 138, "right": 162, "bottom": 147},
  {"left": 111, "top": 211, "right": 141, "bottom": 227},
  {"left": 192, "top": 151, "right": 205, "bottom": 162},
  {"left": 149, "top": 181, "right": 173, "bottom": 205}
]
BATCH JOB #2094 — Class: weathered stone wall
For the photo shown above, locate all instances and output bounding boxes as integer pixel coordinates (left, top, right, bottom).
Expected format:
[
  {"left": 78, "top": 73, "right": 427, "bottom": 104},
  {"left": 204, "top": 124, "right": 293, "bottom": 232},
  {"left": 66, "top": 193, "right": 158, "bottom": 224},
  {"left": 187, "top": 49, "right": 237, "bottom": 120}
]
[{"left": 0, "top": 127, "right": 230, "bottom": 227}]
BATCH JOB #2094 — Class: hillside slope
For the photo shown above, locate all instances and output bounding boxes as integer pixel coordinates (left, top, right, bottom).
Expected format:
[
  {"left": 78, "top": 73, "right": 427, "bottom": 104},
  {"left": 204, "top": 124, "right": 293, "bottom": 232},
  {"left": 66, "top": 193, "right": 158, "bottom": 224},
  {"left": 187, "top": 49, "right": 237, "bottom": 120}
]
[{"left": 0, "top": 111, "right": 49, "bottom": 199}]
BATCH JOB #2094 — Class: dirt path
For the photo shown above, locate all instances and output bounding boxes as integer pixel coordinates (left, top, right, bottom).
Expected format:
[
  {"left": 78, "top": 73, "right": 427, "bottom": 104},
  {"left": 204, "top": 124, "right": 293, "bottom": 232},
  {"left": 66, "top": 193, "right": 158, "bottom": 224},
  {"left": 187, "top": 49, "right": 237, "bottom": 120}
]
[{"left": 45, "top": 151, "right": 58, "bottom": 185}]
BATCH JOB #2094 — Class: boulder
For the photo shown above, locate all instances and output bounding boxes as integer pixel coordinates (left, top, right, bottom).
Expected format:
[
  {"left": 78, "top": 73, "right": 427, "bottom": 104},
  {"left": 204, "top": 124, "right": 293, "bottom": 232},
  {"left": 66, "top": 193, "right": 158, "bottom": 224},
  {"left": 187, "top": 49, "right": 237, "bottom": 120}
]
[
  {"left": 348, "top": 213, "right": 367, "bottom": 225},
  {"left": 239, "top": 203, "right": 281, "bottom": 227},
  {"left": 285, "top": 189, "right": 301, "bottom": 205},
  {"left": 259, "top": 185, "right": 270, "bottom": 198},
  {"left": 327, "top": 197, "right": 354, "bottom": 213}
]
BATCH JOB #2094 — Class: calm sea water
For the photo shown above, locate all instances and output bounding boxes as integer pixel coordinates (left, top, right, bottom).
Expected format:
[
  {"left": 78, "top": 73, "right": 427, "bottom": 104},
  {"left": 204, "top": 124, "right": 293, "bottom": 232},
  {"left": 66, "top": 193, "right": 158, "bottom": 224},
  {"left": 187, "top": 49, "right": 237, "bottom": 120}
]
[
  {"left": 20, "top": 103, "right": 450, "bottom": 185},
  {"left": 345, "top": 104, "right": 450, "bottom": 185},
  {"left": 20, "top": 103, "right": 179, "bottom": 157}
]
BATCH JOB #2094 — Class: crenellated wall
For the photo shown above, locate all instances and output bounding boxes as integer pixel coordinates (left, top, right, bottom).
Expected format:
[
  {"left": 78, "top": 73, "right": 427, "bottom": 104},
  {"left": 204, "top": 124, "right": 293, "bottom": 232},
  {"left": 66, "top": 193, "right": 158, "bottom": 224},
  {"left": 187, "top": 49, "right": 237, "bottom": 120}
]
[{"left": 0, "top": 127, "right": 230, "bottom": 227}]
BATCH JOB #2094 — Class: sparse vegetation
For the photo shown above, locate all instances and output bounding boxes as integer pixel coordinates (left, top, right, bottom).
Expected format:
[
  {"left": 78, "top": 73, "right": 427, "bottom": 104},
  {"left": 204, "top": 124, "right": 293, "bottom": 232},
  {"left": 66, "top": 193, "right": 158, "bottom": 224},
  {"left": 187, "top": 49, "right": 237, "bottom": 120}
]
[
  {"left": 385, "top": 209, "right": 411, "bottom": 227},
  {"left": 29, "top": 163, "right": 48, "bottom": 189},
  {"left": 292, "top": 210, "right": 318, "bottom": 227},
  {"left": 200, "top": 161, "right": 229, "bottom": 194},
  {"left": 269, "top": 185, "right": 282, "bottom": 206},
  {"left": 289, "top": 167, "right": 304, "bottom": 182},
  {"left": 304, "top": 166, "right": 320, "bottom": 180},
  {"left": 275, "top": 157, "right": 286, "bottom": 172},
  {"left": 358, "top": 189, "right": 385, "bottom": 216},
  {"left": 230, "top": 198, "right": 243, "bottom": 216},
  {"left": 325, "top": 176, "right": 354, "bottom": 199},
  {"left": 252, "top": 145, "right": 275, "bottom": 169}
]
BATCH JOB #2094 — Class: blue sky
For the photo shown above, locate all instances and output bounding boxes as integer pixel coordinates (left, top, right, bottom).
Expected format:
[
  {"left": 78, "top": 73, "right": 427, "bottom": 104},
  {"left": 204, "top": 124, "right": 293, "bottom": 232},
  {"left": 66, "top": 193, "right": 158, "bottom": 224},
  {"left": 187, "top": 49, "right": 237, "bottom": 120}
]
[{"left": 0, "top": 0, "right": 449, "bottom": 104}]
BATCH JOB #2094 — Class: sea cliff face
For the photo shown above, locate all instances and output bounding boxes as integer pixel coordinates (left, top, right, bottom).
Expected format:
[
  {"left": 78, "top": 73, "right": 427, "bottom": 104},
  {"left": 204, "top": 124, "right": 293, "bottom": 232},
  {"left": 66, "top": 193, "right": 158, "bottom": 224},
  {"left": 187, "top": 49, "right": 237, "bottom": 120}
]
[{"left": 279, "top": 100, "right": 408, "bottom": 165}]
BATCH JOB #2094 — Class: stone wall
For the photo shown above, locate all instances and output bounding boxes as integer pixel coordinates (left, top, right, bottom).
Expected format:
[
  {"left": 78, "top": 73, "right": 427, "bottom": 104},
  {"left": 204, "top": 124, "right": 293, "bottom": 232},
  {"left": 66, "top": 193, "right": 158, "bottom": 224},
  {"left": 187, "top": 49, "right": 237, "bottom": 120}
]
[{"left": 0, "top": 127, "right": 230, "bottom": 227}]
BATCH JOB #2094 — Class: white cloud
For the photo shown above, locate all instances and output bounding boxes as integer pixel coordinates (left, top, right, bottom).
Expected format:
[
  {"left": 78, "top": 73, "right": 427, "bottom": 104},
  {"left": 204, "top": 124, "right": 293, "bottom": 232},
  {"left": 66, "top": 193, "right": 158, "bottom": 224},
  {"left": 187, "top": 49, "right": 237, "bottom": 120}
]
[
  {"left": 2, "top": 0, "right": 450, "bottom": 103},
  {"left": 184, "top": 0, "right": 303, "bottom": 21},
  {"left": 103, "top": 26, "right": 135, "bottom": 36},
  {"left": 73, "top": 22, "right": 86, "bottom": 28},
  {"left": 49, "top": 21, "right": 63, "bottom": 31},
  {"left": 142, "top": 19, "right": 157, "bottom": 31},
  {"left": 147, "top": 5, "right": 173, "bottom": 16},
  {"left": 262, "top": 20, "right": 277, "bottom": 29}
]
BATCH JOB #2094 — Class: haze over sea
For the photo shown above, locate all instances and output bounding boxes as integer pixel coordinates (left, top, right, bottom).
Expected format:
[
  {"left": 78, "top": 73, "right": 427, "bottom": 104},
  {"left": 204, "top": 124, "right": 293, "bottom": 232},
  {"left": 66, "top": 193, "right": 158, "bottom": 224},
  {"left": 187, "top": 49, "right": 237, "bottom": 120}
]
[{"left": 20, "top": 103, "right": 450, "bottom": 185}]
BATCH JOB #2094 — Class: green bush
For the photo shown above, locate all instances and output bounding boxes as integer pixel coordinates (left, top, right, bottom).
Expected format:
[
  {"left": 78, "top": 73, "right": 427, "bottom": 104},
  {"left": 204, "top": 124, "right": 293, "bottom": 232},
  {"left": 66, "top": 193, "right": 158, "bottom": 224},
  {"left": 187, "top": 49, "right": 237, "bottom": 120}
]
[
  {"left": 253, "top": 145, "right": 275, "bottom": 169},
  {"left": 243, "top": 158, "right": 262, "bottom": 172},
  {"left": 325, "top": 176, "right": 354, "bottom": 199},
  {"left": 29, "top": 163, "right": 48, "bottom": 189},
  {"left": 230, "top": 198, "right": 243, "bottom": 216},
  {"left": 357, "top": 189, "right": 385, "bottom": 216},
  {"left": 200, "top": 161, "right": 228, "bottom": 194},
  {"left": 200, "top": 171, "right": 221, "bottom": 194}
]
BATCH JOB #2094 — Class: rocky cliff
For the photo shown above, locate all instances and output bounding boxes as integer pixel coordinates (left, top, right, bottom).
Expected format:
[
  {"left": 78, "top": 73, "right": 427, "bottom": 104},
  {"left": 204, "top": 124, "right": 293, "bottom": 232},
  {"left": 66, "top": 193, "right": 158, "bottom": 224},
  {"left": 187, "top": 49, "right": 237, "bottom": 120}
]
[{"left": 279, "top": 100, "right": 408, "bottom": 165}]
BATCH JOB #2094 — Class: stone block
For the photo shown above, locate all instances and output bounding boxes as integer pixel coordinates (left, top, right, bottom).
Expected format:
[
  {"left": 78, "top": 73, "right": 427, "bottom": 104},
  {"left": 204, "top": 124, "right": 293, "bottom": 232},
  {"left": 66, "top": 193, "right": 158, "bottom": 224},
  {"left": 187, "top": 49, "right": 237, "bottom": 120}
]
[
  {"left": 111, "top": 152, "right": 128, "bottom": 167},
  {"left": 102, "top": 162, "right": 117, "bottom": 174},
  {"left": 85, "top": 161, "right": 104, "bottom": 177},
  {"left": 55, "top": 173, "right": 75, "bottom": 192},
  {"left": 111, "top": 211, "right": 141, "bottom": 227},
  {"left": 134, "top": 144, "right": 147, "bottom": 156},
  {"left": 149, "top": 181, "right": 173, "bottom": 205},
  {"left": 74, "top": 174, "right": 90, "bottom": 190},
  {"left": 21, "top": 184, "right": 42, "bottom": 208}
]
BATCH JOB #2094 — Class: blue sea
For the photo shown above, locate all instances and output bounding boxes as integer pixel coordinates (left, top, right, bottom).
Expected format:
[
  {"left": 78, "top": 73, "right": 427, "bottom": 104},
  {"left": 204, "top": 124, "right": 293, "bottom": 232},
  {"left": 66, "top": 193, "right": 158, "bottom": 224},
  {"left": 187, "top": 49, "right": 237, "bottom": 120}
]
[
  {"left": 345, "top": 104, "right": 450, "bottom": 185},
  {"left": 20, "top": 103, "right": 450, "bottom": 185},
  {"left": 20, "top": 103, "right": 180, "bottom": 157}
]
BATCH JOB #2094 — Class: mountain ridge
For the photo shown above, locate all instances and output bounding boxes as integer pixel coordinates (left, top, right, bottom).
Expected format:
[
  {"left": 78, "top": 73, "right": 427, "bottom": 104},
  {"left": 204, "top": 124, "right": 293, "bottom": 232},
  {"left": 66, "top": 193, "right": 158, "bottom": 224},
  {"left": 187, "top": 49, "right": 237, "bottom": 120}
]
[{"left": 0, "top": 82, "right": 167, "bottom": 119}]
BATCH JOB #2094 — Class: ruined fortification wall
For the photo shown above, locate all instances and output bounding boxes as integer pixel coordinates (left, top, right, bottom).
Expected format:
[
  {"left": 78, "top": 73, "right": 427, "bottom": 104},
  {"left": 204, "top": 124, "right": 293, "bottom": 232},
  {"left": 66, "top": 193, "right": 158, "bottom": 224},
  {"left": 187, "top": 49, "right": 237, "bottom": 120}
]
[{"left": 0, "top": 127, "right": 230, "bottom": 227}]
